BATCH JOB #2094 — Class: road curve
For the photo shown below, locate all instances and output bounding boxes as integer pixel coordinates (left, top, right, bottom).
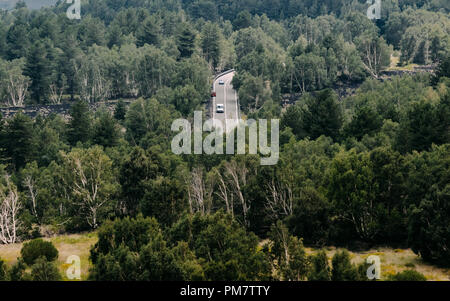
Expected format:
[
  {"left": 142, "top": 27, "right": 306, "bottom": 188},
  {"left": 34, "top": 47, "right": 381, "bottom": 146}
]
[{"left": 212, "top": 71, "right": 239, "bottom": 133}]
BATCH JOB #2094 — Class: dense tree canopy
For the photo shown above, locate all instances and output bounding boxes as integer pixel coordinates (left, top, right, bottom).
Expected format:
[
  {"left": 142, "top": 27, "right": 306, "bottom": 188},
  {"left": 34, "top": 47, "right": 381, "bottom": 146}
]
[{"left": 0, "top": 0, "right": 448, "bottom": 281}]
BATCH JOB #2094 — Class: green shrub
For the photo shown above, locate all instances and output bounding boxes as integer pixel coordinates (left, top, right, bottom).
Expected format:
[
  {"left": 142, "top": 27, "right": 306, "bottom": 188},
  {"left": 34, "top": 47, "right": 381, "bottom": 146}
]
[
  {"left": 387, "top": 270, "right": 427, "bottom": 281},
  {"left": 20, "top": 239, "right": 59, "bottom": 265},
  {"left": 308, "top": 250, "right": 331, "bottom": 281},
  {"left": 331, "top": 250, "right": 365, "bottom": 281},
  {"left": 8, "top": 258, "right": 31, "bottom": 281},
  {"left": 30, "top": 257, "right": 62, "bottom": 281},
  {"left": 0, "top": 258, "right": 7, "bottom": 281}
]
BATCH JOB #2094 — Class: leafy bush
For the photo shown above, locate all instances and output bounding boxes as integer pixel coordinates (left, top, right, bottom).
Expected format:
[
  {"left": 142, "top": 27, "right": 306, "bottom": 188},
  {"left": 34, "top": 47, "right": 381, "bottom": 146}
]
[
  {"left": 308, "top": 250, "right": 331, "bottom": 281},
  {"left": 169, "top": 212, "right": 272, "bottom": 281},
  {"left": 8, "top": 258, "right": 31, "bottom": 281},
  {"left": 407, "top": 145, "right": 450, "bottom": 266},
  {"left": 30, "top": 257, "right": 62, "bottom": 281},
  {"left": 387, "top": 270, "right": 427, "bottom": 281},
  {"left": 331, "top": 250, "right": 367, "bottom": 281},
  {"left": 20, "top": 239, "right": 59, "bottom": 265},
  {"left": 268, "top": 222, "right": 310, "bottom": 281},
  {"left": 89, "top": 215, "right": 194, "bottom": 281},
  {"left": 0, "top": 258, "right": 7, "bottom": 281}
]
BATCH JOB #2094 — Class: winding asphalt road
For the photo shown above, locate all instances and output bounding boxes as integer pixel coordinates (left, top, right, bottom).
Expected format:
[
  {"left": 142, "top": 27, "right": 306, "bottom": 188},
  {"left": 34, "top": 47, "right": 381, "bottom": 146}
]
[{"left": 212, "top": 71, "right": 239, "bottom": 133}]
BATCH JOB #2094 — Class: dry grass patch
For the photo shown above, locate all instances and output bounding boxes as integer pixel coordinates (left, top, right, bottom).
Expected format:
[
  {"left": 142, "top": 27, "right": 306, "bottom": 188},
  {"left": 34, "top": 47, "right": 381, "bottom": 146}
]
[
  {"left": 307, "top": 247, "right": 450, "bottom": 281},
  {"left": 0, "top": 232, "right": 98, "bottom": 281}
]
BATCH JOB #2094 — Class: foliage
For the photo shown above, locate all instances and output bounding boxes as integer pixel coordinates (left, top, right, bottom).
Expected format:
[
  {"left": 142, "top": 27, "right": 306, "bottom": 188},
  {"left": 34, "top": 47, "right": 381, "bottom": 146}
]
[
  {"left": 407, "top": 146, "right": 450, "bottom": 266},
  {"left": 60, "top": 146, "right": 118, "bottom": 230},
  {"left": 387, "top": 269, "right": 427, "bottom": 281},
  {"left": 89, "top": 215, "right": 189, "bottom": 281},
  {"left": 308, "top": 250, "right": 331, "bottom": 281},
  {"left": 267, "top": 221, "right": 310, "bottom": 281},
  {"left": 20, "top": 238, "right": 58, "bottom": 265},
  {"left": 0, "top": 257, "right": 7, "bottom": 281},
  {"left": 331, "top": 250, "right": 366, "bottom": 281},
  {"left": 282, "top": 89, "right": 343, "bottom": 141},
  {"left": 7, "top": 258, "right": 31, "bottom": 281},
  {"left": 168, "top": 212, "right": 272, "bottom": 281},
  {"left": 30, "top": 256, "right": 62, "bottom": 281}
]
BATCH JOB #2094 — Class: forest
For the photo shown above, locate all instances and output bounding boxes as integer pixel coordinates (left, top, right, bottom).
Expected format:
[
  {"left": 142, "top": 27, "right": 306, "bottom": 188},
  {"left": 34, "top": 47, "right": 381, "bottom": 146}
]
[{"left": 0, "top": 0, "right": 449, "bottom": 281}]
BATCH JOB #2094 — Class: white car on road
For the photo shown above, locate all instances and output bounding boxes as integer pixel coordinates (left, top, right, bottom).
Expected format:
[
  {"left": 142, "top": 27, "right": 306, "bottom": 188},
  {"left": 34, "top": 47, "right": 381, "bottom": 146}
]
[
  {"left": 216, "top": 104, "right": 224, "bottom": 113},
  {"left": 218, "top": 80, "right": 225, "bottom": 85}
]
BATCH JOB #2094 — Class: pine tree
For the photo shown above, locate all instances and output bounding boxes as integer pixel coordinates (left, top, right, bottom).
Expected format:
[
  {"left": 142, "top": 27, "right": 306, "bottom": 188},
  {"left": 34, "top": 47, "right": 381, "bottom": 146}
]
[
  {"left": 177, "top": 27, "right": 196, "bottom": 59},
  {"left": 2, "top": 112, "right": 36, "bottom": 169},
  {"left": 302, "top": 89, "right": 343, "bottom": 141},
  {"left": 114, "top": 100, "right": 127, "bottom": 121},
  {"left": 68, "top": 100, "right": 93, "bottom": 146},
  {"left": 24, "top": 42, "right": 51, "bottom": 103},
  {"left": 93, "top": 110, "right": 120, "bottom": 148},
  {"left": 0, "top": 258, "right": 7, "bottom": 280},
  {"left": 6, "top": 18, "right": 30, "bottom": 60},
  {"left": 331, "top": 250, "right": 360, "bottom": 281},
  {"left": 30, "top": 257, "right": 62, "bottom": 281},
  {"left": 137, "top": 17, "right": 160, "bottom": 47},
  {"left": 308, "top": 250, "right": 331, "bottom": 281},
  {"left": 201, "top": 23, "right": 221, "bottom": 70},
  {"left": 432, "top": 55, "right": 450, "bottom": 85},
  {"left": 233, "top": 11, "right": 252, "bottom": 30}
]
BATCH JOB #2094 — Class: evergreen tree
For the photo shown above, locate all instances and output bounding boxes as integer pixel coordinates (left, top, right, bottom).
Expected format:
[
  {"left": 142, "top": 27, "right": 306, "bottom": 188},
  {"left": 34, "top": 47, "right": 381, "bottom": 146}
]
[
  {"left": 233, "top": 11, "right": 252, "bottom": 30},
  {"left": 68, "top": 100, "right": 93, "bottom": 146},
  {"left": 114, "top": 100, "right": 127, "bottom": 121},
  {"left": 24, "top": 42, "right": 51, "bottom": 103},
  {"left": 89, "top": 215, "right": 191, "bottom": 281},
  {"left": 302, "top": 89, "right": 343, "bottom": 141},
  {"left": 201, "top": 22, "right": 221, "bottom": 70},
  {"left": 21, "top": 239, "right": 59, "bottom": 266},
  {"left": 119, "top": 147, "right": 158, "bottom": 215},
  {"left": 432, "top": 55, "right": 450, "bottom": 85},
  {"left": 93, "top": 110, "right": 120, "bottom": 148},
  {"left": 136, "top": 17, "right": 160, "bottom": 47},
  {"left": 177, "top": 27, "right": 196, "bottom": 59},
  {"left": 6, "top": 17, "right": 29, "bottom": 60},
  {"left": 2, "top": 112, "right": 36, "bottom": 169},
  {"left": 344, "top": 105, "right": 383, "bottom": 140},
  {"left": 308, "top": 250, "right": 331, "bottom": 281},
  {"left": 0, "top": 22, "right": 7, "bottom": 60},
  {"left": 8, "top": 258, "right": 31, "bottom": 281},
  {"left": 408, "top": 144, "right": 450, "bottom": 266},
  {"left": 331, "top": 250, "right": 361, "bottom": 281},
  {"left": 0, "top": 258, "right": 7, "bottom": 281},
  {"left": 396, "top": 98, "right": 449, "bottom": 153},
  {"left": 30, "top": 257, "right": 62, "bottom": 281}
]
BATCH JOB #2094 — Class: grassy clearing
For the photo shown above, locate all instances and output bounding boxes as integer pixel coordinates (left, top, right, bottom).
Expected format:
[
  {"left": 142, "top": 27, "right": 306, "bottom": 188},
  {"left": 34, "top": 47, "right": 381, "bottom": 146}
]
[
  {"left": 305, "top": 247, "right": 450, "bottom": 281},
  {"left": 387, "top": 54, "right": 420, "bottom": 71},
  {"left": 0, "top": 232, "right": 97, "bottom": 281}
]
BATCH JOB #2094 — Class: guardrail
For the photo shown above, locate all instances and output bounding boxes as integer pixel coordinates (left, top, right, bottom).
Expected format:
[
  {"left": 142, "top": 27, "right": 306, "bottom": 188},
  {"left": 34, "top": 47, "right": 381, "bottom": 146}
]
[
  {"left": 213, "top": 69, "right": 235, "bottom": 84},
  {"left": 208, "top": 69, "right": 240, "bottom": 119}
]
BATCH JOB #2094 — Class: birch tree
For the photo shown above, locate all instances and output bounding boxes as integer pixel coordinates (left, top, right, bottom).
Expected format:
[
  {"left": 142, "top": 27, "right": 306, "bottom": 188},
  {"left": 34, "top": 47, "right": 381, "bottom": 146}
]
[
  {"left": 214, "top": 168, "right": 234, "bottom": 217},
  {"left": 22, "top": 161, "right": 40, "bottom": 222},
  {"left": 0, "top": 59, "right": 29, "bottom": 107},
  {"left": 356, "top": 32, "right": 391, "bottom": 78},
  {"left": 186, "top": 167, "right": 212, "bottom": 215},
  {"left": 223, "top": 160, "right": 251, "bottom": 228},
  {"left": 61, "top": 146, "right": 117, "bottom": 229},
  {"left": 265, "top": 179, "right": 294, "bottom": 220},
  {"left": 0, "top": 176, "right": 21, "bottom": 244},
  {"left": 75, "top": 55, "right": 111, "bottom": 103}
]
